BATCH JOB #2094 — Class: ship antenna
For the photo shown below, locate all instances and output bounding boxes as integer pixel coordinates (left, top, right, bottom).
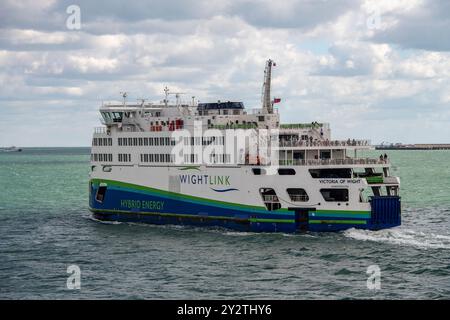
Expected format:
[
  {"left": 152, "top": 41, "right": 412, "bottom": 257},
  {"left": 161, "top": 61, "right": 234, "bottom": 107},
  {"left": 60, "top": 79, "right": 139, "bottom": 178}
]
[
  {"left": 120, "top": 91, "right": 128, "bottom": 106},
  {"left": 262, "top": 59, "right": 275, "bottom": 114},
  {"left": 138, "top": 98, "right": 146, "bottom": 107},
  {"left": 164, "top": 86, "right": 169, "bottom": 107}
]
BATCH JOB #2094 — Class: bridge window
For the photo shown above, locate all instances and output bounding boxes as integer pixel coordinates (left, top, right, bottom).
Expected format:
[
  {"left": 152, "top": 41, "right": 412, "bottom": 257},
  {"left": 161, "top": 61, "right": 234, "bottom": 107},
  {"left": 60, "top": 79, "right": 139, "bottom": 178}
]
[
  {"left": 309, "top": 168, "right": 351, "bottom": 178},
  {"left": 287, "top": 188, "right": 309, "bottom": 202},
  {"left": 278, "top": 168, "right": 296, "bottom": 175},
  {"left": 112, "top": 112, "right": 123, "bottom": 122},
  {"left": 320, "top": 189, "right": 349, "bottom": 202},
  {"left": 252, "top": 168, "right": 266, "bottom": 175}
]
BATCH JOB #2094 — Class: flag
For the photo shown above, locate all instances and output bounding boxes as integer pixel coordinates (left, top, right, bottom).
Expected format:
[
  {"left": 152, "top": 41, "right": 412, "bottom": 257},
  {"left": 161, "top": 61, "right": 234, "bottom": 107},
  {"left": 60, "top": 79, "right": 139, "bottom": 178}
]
[{"left": 273, "top": 98, "right": 281, "bottom": 104}]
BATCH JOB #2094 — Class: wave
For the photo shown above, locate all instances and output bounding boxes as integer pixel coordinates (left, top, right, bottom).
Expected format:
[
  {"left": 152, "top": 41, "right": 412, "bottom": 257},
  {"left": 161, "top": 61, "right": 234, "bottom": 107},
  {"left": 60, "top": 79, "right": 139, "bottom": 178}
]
[
  {"left": 85, "top": 215, "right": 123, "bottom": 225},
  {"left": 222, "top": 231, "right": 259, "bottom": 236},
  {"left": 343, "top": 228, "right": 450, "bottom": 249}
]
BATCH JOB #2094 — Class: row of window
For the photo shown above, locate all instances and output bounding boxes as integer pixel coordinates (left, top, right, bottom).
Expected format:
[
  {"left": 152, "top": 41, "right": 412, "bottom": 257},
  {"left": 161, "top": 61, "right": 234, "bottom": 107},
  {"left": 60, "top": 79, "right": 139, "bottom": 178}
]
[
  {"left": 183, "top": 136, "right": 225, "bottom": 146},
  {"left": 118, "top": 154, "right": 131, "bottom": 162},
  {"left": 115, "top": 136, "right": 228, "bottom": 146},
  {"left": 92, "top": 138, "right": 112, "bottom": 146},
  {"left": 95, "top": 136, "right": 231, "bottom": 147},
  {"left": 208, "top": 154, "right": 231, "bottom": 163},
  {"left": 91, "top": 153, "right": 113, "bottom": 162},
  {"left": 260, "top": 187, "right": 349, "bottom": 211},
  {"left": 252, "top": 168, "right": 353, "bottom": 178},
  {"left": 182, "top": 154, "right": 232, "bottom": 164},
  {"left": 198, "top": 109, "right": 241, "bottom": 116},
  {"left": 252, "top": 168, "right": 297, "bottom": 175},
  {"left": 140, "top": 154, "right": 175, "bottom": 163},
  {"left": 139, "top": 153, "right": 232, "bottom": 164},
  {"left": 91, "top": 152, "right": 231, "bottom": 164},
  {"left": 118, "top": 137, "right": 176, "bottom": 146}
]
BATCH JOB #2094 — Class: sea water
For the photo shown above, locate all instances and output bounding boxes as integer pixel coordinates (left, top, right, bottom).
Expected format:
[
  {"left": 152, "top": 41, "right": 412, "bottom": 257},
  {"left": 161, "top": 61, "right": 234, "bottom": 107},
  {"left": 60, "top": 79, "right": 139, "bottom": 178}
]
[{"left": 0, "top": 148, "right": 449, "bottom": 299}]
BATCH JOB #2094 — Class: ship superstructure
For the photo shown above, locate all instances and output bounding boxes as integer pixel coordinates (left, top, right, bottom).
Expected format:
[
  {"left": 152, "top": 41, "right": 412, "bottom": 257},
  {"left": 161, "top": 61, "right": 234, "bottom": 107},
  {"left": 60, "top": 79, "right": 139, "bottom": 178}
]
[{"left": 89, "top": 60, "right": 401, "bottom": 232}]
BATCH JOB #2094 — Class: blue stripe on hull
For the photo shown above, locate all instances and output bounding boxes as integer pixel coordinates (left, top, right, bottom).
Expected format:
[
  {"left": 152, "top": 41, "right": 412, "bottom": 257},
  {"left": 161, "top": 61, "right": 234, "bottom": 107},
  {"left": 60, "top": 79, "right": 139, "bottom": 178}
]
[
  {"left": 88, "top": 183, "right": 400, "bottom": 233},
  {"left": 92, "top": 212, "right": 254, "bottom": 232},
  {"left": 89, "top": 185, "right": 297, "bottom": 233}
]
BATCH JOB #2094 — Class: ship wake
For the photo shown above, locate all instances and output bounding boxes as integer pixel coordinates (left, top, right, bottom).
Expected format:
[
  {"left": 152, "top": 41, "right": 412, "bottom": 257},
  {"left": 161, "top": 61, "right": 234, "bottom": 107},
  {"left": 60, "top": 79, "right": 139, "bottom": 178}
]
[{"left": 343, "top": 228, "right": 450, "bottom": 249}]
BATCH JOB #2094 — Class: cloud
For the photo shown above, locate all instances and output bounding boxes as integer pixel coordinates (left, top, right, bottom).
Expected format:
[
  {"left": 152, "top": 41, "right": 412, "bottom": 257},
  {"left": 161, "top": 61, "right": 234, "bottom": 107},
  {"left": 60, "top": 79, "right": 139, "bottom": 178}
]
[
  {"left": 0, "top": 0, "right": 450, "bottom": 146},
  {"left": 369, "top": 0, "right": 450, "bottom": 51}
]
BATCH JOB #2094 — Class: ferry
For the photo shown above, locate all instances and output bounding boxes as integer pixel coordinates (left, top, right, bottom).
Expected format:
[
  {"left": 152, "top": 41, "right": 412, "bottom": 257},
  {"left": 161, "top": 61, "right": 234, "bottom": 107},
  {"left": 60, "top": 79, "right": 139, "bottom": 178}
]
[{"left": 89, "top": 60, "right": 401, "bottom": 232}]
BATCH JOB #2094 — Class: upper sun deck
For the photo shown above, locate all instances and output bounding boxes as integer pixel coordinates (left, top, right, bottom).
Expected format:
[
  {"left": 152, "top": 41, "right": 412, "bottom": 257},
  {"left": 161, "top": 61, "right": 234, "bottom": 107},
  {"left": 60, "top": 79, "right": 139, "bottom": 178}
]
[{"left": 96, "top": 101, "right": 372, "bottom": 152}]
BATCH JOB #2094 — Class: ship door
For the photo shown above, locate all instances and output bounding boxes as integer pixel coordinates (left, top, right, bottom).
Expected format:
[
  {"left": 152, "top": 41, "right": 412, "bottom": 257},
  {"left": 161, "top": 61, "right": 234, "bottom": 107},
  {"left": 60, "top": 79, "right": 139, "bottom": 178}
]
[{"left": 292, "top": 208, "right": 314, "bottom": 232}]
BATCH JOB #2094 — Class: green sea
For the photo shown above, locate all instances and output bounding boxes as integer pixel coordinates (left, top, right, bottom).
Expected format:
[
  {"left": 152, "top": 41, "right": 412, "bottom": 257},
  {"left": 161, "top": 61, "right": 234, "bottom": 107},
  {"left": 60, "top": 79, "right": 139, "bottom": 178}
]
[{"left": 0, "top": 148, "right": 449, "bottom": 299}]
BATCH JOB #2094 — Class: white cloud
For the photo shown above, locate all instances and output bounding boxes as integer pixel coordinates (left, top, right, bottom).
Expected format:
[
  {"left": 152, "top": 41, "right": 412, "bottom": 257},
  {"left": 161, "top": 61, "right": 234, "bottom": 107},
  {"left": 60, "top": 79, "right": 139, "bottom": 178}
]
[{"left": 0, "top": 0, "right": 449, "bottom": 146}]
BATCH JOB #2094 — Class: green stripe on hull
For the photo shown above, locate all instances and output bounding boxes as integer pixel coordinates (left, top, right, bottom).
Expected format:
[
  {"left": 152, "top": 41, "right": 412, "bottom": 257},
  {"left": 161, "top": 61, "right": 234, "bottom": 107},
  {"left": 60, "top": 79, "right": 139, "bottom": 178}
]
[
  {"left": 315, "top": 209, "right": 371, "bottom": 214},
  {"left": 90, "top": 207, "right": 243, "bottom": 221},
  {"left": 90, "top": 207, "right": 294, "bottom": 224},
  {"left": 90, "top": 178, "right": 291, "bottom": 213},
  {"left": 309, "top": 219, "right": 367, "bottom": 225},
  {"left": 249, "top": 218, "right": 295, "bottom": 224},
  {"left": 311, "top": 212, "right": 370, "bottom": 219}
]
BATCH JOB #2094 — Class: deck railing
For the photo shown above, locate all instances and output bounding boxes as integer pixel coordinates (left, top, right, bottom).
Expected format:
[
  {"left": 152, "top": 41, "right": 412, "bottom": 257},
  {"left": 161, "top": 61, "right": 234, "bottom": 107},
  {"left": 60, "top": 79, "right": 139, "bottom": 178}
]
[
  {"left": 280, "top": 123, "right": 324, "bottom": 129},
  {"left": 277, "top": 158, "right": 387, "bottom": 166},
  {"left": 279, "top": 139, "right": 371, "bottom": 148},
  {"left": 248, "top": 108, "right": 279, "bottom": 115},
  {"left": 208, "top": 123, "right": 258, "bottom": 130}
]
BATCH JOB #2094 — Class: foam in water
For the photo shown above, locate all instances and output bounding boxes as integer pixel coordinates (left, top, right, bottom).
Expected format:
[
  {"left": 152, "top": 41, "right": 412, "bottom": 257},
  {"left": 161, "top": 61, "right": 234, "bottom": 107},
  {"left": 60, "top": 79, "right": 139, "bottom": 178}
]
[
  {"left": 86, "top": 215, "right": 123, "bottom": 225},
  {"left": 343, "top": 228, "right": 450, "bottom": 249},
  {"left": 223, "top": 231, "right": 261, "bottom": 236}
]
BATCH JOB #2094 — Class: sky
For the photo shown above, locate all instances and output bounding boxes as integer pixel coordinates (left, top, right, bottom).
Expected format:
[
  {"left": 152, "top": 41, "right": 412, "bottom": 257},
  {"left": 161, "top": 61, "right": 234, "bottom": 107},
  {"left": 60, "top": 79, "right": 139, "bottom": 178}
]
[{"left": 1, "top": 0, "right": 450, "bottom": 147}]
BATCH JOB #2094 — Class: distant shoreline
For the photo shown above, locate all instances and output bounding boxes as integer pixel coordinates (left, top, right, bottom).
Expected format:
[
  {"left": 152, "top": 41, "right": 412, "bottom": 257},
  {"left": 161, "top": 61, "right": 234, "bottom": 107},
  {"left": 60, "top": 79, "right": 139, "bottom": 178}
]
[
  {"left": 0, "top": 146, "right": 91, "bottom": 149},
  {"left": 376, "top": 144, "right": 450, "bottom": 150}
]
